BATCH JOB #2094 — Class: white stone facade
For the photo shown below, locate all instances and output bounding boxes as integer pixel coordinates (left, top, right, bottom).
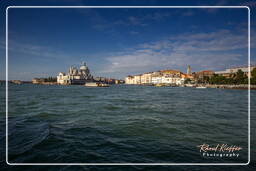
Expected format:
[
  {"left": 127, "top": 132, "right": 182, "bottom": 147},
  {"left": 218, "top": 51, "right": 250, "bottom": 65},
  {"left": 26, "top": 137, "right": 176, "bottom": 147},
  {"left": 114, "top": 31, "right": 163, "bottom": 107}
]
[
  {"left": 126, "top": 72, "right": 185, "bottom": 85},
  {"left": 57, "top": 62, "right": 93, "bottom": 85}
]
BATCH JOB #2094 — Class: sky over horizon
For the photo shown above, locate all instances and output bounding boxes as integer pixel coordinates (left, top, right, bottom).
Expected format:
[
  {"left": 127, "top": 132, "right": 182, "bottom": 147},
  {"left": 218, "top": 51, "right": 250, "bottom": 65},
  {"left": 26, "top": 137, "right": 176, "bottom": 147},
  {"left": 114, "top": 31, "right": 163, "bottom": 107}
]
[{"left": 0, "top": 4, "right": 254, "bottom": 80}]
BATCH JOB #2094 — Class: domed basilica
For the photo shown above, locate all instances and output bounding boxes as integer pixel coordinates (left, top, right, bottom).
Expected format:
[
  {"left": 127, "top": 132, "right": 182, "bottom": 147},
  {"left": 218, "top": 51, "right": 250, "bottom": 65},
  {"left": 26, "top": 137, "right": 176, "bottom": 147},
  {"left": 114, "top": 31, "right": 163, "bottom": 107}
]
[{"left": 57, "top": 62, "right": 93, "bottom": 85}]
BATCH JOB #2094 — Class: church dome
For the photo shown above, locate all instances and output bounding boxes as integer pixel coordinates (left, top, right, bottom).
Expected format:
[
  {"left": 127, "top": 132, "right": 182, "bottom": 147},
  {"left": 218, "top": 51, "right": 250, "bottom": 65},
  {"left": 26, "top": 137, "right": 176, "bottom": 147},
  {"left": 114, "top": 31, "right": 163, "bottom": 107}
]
[
  {"left": 80, "top": 65, "right": 87, "bottom": 70},
  {"left": 80, "top": 62, "right": 88, "bottom": 70}
]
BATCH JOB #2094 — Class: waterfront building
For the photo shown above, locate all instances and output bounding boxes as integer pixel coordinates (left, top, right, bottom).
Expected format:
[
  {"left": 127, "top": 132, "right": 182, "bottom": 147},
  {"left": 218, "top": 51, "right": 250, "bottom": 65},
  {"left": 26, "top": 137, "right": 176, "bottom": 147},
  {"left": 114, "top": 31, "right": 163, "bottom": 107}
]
[
  {"left": 194, "top": 70, "right": 214, "bottom": 80},
  {"left": 162, "top": 75, "right": 182, "bottom": 85},
  {"left": 32, "top": 77, "right": 57, "bottom": 85},
  {"left": 57, "top": 72, "right": 68, "bottom": 84},
  {"left": 141, "top": 72, "right": 153, "bottom": 84},
  {"left": 125, "top": 75, "right": 135, "bottom": 84},
  {"left": 94, "top": 77, "right": 106, "bottom": 82},
  {"left": 159, "top": 70, "right": 184, "bottom": 85},
  {"left": 134, "top": 75, "right": 142, "bottom": 84},
  {"left": 125, "top": 67, "right": 192, "bottom": 85},
  {"left": 10, "top": 80, "right": 23, "bottom": 84},
  {"left": 151, "top": 75, "right": 162, "bottom": 84},
  {"left": 124, "top": 65, "right": 256, "bottom": 85},
  {"left": 215, "top": 66, "right": 256, "bottom": 78},
  {"left": 151, "top": 71, "right": 162, "bottom": 84},
  {"left": 214, "top": 71, "right": 232, "bottom": 78},
  {"left": 114, "top": 80, "right": 120, "bottom": 84},
  {"left": 181, "top": 73, "right": 194, "bottom": 80},
  {"left": 115, "top": 80, "right": 123, "bottom": 84},
  {"left": 105, "top": 78, "right": 116, "bottom": 84},
  {"left": 125, "top": 69, "right": 186, "bottom": 85},
  {"left": 32, "top": 78, "right": 45, "bottom": 84},
  {"left": 57, "top": 62, "right": 93, "bottom": 85},
  {"left": 177, "top": 78, "right": 185, "bottom": 85},
  {"left": 160, "top": 69, "right": 181, "bottom": 77}
]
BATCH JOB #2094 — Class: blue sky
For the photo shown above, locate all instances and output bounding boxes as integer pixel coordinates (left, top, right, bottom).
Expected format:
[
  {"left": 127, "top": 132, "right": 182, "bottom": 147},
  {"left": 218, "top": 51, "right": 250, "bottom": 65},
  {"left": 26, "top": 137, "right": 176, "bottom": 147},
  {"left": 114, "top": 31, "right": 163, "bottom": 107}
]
[{"left": 0, "top": 0, "right": 255, "bottom": 81}]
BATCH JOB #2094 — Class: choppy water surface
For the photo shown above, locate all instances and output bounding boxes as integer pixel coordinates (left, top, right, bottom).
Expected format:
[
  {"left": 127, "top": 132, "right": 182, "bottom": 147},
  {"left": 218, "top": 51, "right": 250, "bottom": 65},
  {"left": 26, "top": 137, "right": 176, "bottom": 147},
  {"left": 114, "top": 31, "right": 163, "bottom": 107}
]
[{"left": 0, "top": 84, "right": 252, "bottom": 164}]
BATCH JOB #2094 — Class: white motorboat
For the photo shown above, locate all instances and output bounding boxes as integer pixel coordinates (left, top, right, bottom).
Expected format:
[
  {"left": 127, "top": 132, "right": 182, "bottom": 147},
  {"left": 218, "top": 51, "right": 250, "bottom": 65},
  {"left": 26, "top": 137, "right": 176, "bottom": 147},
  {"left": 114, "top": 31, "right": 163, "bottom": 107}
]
[
  {"left": 196, "top": 86, "right": 207, "bottom": 89},
  {"left": 85, "top": 82, "right": 109, "bottom": 87}
]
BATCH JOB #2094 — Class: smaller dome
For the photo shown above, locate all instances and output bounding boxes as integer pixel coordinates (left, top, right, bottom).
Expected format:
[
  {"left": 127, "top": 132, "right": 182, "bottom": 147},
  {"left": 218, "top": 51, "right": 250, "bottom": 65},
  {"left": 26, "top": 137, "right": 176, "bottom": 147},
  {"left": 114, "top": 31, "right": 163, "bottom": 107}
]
[
  {"left": 80, "top": 62, "right": 87, "bottom": 70},
  {"left": 80, "top": 65, "right": 87, "bottom": 70}
]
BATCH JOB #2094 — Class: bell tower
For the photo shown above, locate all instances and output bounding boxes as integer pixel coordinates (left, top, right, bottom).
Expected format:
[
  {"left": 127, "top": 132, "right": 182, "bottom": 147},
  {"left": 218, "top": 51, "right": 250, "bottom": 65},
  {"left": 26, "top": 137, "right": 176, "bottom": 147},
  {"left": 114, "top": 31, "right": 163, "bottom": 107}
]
[{"left": 187, "top": 65, "right": 191, "bottom": 75}]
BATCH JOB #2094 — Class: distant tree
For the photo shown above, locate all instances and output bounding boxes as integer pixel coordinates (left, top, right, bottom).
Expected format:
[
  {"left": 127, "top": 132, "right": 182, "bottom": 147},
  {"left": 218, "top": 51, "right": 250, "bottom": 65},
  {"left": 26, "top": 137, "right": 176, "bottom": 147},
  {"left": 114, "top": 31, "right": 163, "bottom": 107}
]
[
  {"left": 203, "top": 76, "right": 210, "bottom": 83},
  {"left": 235, "top": 69, "right": 246, "bottom": 84},
  {"left": 207, "top": 70, "right": 252, "bottom": 85},
  {"left": 252, "top": 68, "right": 256, "bottom": 78},
  {"left": 42, "top": 77, "right": 57, "bottom": 82},
  {"left": 209, "top": 75, "right": 228, "bottom": 85},
  {"left": 236, "top": 69, "right": 244, "bottom": 78},
  {"left": 251, "top": 68, "right": 256, "bottom": 85},
  {"left": 184, "top": 78, "right": 191, "bottom": 84}
]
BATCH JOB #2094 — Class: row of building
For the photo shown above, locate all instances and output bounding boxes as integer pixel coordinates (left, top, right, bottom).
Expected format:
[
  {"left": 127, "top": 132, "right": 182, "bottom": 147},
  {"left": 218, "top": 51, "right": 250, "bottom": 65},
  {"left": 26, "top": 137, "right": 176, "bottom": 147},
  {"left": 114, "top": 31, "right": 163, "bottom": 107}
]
[
  {"left": 125, "top": 65, "right": 256, "bottom": 85},
  {"left": 214, "top": 66, "right": 254, "bottom": 78},
  {"left": 33, "top": 61, "right": 255, "bottom": 86},
  {"left": 125, "top": 66, "right": 194, "bottom": 85}
]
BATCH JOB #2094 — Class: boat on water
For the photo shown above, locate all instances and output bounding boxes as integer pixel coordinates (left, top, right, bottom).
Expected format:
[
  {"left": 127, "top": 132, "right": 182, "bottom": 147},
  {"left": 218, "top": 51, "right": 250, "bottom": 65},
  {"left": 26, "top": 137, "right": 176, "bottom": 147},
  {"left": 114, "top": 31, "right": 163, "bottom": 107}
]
[
  {"left": 85, "top": 82, "right": 110, "bottom": 87},
  {"left": 155, "top": 83, "right": 164, "bottom": 87},
  {"left": 185, "top": 84, "right": 194, "bottom": 87},
  {"left": 196, "top": 86, "right": 207, "bottom": 89},
  {"left": 98, "top": 83, "right": 110, "bottom": 87}
]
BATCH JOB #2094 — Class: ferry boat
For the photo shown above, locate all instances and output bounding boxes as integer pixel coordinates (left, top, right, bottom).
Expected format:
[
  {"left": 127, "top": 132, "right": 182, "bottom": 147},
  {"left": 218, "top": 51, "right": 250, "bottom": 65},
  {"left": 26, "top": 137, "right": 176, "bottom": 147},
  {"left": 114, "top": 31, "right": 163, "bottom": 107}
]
[
  {"left": 196, "top": 86, "right": 207, "bottom": 89},
  {"left": 85, "top": 82, "right": 109, "bottom": 87},
  {"left": 98, "top": 83, "right": 110, "bottom": 87}
]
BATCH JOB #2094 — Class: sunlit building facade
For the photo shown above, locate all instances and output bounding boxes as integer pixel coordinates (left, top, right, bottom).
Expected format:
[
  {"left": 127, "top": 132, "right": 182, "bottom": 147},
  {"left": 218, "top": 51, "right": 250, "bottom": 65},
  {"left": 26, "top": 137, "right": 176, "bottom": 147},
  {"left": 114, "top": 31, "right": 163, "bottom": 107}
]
[
  {"left": 57, "top": 62, "right": 93, "bottom": 85},
  {"left": 125, "top": 69, "right": 188, "bottom": 85},
  {"left": 215, "top": 66, "right": 256, "bottom": 78}
]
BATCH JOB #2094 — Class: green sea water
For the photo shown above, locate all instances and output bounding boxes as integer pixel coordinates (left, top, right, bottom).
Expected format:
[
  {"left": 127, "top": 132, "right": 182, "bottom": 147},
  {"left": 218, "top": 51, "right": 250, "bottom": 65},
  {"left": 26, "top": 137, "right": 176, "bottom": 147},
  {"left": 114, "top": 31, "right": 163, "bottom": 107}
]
[{"left": 0, "top": 84, "right": 255, "bottom": 170}]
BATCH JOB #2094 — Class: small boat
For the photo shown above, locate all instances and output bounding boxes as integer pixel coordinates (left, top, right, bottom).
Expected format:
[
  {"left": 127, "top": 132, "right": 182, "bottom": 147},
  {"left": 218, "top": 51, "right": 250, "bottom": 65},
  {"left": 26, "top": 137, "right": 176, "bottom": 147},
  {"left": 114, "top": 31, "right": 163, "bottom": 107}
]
[
  {"left": 98, "top": 83, "right": 109, "bottom": 87},
  {"left": 85, "top": 82, "right": 98, "bottom": 87},
  {"left": 85, "top": 82, "right": 109, "bottom": 87},
  {"left": 196, "top": 86, "right": 207, "bottom": 89},
  {"left": 185, "top": 84, "right": 194, "bottom": 87},
  {"left": 155, "top": 83, "right": 164, "bottom": 87}
]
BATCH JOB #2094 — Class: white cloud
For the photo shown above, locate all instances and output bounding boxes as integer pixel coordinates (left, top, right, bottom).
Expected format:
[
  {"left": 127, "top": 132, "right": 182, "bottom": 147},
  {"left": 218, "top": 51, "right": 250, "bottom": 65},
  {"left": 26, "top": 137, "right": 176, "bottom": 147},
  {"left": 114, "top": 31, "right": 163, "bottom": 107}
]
[
  {"left": 98, "top": 29, "right": 249, "bottom": 78},
  {"left": 8, "top": 40, "right": 71, "bottom": 61}
]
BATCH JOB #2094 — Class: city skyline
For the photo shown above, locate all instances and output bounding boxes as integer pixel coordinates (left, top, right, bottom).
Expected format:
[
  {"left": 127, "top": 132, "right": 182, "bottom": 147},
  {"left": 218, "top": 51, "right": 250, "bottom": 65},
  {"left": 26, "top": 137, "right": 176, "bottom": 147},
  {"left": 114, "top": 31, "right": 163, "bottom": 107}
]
[{"left": 0, "top": 6, "right": 254, "bottom": 81}]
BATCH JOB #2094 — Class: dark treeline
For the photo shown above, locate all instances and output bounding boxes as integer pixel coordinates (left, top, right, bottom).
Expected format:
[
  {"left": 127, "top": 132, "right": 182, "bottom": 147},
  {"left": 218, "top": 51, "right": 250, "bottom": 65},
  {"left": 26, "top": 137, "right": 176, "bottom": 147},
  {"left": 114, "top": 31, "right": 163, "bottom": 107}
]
[
  {"left": 43, "top": 77, "right": 57, "bottom": 82},
  {"left": 198, "top": 68, "right": 256, "bottom": 85}
]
